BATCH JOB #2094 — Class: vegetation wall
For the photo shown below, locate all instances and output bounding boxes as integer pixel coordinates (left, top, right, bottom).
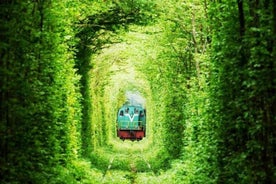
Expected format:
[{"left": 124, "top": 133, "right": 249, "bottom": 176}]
[{"left": 0, "top": 0, "right": 275, "bottom": 183}]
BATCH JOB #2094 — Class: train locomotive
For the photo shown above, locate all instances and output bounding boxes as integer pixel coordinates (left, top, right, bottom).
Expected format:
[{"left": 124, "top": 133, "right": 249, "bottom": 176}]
[{"left": 116, "top": 105, "right": 146, "bottom": 141}]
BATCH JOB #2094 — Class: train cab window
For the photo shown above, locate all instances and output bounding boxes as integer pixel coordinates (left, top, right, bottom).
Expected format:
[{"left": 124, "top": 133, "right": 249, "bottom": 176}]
[
  {"left": 119, "top": 110, "right": 124, "bottom": 116},
  {"left": 125, "top": 108, "right": 129, "bottom": 114},
  {"left": 139, "top": 110, "right": 144, "bottom": 117}
]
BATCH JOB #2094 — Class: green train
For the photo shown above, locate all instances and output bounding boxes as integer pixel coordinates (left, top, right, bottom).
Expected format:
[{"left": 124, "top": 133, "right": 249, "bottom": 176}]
[{"left": 116, "top": 105, "right": 146, "bottom": 141}]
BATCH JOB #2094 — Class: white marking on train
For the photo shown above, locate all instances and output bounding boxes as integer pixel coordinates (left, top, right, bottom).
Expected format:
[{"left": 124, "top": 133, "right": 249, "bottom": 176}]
[{"left": 126, "top": 114, "right": 138, "bottom": 122}]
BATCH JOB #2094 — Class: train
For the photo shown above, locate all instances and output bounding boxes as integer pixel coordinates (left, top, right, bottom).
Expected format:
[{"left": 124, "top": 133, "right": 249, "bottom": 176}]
[{"left": 116, "top": 104, "right": 146, "bottom": 141}]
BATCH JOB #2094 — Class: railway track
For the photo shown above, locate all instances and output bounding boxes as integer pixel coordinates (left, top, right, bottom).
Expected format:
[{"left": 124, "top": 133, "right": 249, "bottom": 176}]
[
  {"left": 100, "top": 147, "right": 153, "bottom": 184},
  {"left": 101, "top": 156, "right": 116, "bottom": 183}
]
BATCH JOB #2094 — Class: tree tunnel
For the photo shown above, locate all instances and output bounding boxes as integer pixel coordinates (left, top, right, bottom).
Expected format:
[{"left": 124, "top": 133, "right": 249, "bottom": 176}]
[
  {"left": 82, "top": 28, "right": 171, "bottom": 176},
  {"left": 1, "top": 0, "right": 275, "bottom": 183}
]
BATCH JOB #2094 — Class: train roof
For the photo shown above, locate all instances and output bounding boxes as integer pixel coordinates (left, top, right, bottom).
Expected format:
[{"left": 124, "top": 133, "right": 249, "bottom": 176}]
[
  {"left": 121, "top": 104, "right": 143, "bottom": 108},
  {"left": 119, "top": 104, "right": 145, "bottom": 110}
]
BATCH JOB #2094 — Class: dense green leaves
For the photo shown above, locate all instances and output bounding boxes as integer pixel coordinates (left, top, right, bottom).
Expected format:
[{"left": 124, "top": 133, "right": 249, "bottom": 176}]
[
  {"left": 208, "top": 0, "right": 276, "bottom": 183},
  {"left": 1, "top": 0, "right": 275, "bottom": 183},
  {"left": 0, "top": 0, "right": 83, "bottom": 182}
]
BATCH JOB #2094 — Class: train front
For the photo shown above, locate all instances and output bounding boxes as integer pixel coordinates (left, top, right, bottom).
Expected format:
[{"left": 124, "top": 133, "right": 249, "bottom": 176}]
[{"left": 117, "top": 105, "right": 146, "bottom": 141}]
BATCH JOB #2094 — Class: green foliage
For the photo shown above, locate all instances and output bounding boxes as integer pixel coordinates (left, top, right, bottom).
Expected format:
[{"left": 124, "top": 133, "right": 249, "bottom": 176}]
[
  {"left": 208, "top": 0, "right": 276, "bottom": 183},
  {"left": 1, "top": 0, "right": 275, "bottom": 183},
  {"left": 0, "top": 0, "right": 83, "bottom": 182}
]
